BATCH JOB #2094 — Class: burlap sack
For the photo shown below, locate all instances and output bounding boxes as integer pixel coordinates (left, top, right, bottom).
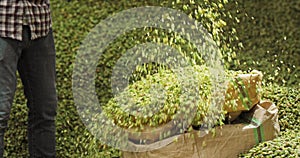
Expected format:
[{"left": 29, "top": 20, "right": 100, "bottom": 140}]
[
  {"left": 128, "top": 71, "right": 263, "bottom": 145},
  {"left": 123, "top": 100, "right": 279, "bottom": 158},
  {"left": 224, "top": 71, "right": 263, "bottom": 113}
]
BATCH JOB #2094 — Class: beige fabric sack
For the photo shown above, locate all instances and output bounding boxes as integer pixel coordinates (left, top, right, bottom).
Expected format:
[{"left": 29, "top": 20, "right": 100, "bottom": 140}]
[
  {"left": 224, "top": 70, "right": 263, "bottom": 113},
  {"left": 123, "top": 100, "right": 279, "bottom": 158}
]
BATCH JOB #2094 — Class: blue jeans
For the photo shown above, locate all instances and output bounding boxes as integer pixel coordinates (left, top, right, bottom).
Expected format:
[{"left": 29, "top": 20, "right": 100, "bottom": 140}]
[{"left": 0, "top": 26, "right": 57, "bottom": 157}]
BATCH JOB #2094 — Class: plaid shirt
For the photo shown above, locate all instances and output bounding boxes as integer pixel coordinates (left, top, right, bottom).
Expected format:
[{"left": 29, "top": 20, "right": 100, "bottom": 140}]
[{"left": 0, "top": 0, "right": 52, "bottom": 41}]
